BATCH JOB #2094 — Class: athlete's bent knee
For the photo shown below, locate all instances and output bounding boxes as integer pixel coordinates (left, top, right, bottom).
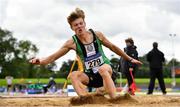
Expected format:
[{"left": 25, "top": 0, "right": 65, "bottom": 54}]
[
  {"left": 99, "top": 64, "right": 112, "bottom": 72},
  {"left": 99, "top": 66, "right": 111, "bottom": 78}
]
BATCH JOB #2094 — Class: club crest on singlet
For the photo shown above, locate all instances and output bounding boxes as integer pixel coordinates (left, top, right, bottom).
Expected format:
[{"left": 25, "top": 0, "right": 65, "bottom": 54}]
[{"left": 85, "top": 43, "right": 96, "bottom": 57}]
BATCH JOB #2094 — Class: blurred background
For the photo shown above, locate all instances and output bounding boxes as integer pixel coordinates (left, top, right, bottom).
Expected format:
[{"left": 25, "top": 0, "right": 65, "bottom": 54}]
[{"left": 0, "top": 0, "right": 179, "bottom": 94}]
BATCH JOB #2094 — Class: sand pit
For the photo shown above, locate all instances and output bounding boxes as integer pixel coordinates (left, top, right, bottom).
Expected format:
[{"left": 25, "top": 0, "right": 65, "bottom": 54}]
[
  {"left": 70, "top": 93, "right": 137, "bottom": 105},
  {"left": 0, "top": 94, "right": 180, "bottom": 107}
]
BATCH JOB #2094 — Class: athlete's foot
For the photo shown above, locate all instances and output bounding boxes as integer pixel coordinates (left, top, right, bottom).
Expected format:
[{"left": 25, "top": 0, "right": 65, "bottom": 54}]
[
  {"left": 95, "top": 87, "right": 107, "bottom": 96},
  {"left": 108, "top": 93, "right": 137, "bottom": 103},
  {"left": 91, "top": 92, "right": 105, "bottom": 97},
  {"left": 95, "top": 90, "right": 107, "bottom": 96},
  {"left": 70, "top": 94, "right": 94, "bottom": 105}
]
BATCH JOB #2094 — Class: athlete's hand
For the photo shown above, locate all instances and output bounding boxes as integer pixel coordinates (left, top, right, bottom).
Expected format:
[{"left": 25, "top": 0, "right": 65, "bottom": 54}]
[
  {"left": 131, "top": 59, "right": 142, "bottom": 65},
  {"left": 29, "top": 57, "right": 41, "bottom": 65}
]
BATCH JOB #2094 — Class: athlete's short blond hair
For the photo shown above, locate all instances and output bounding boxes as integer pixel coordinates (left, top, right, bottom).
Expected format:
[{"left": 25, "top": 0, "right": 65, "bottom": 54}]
[{"left": 67, "top": 8, "right": 85, "bottom": 26}]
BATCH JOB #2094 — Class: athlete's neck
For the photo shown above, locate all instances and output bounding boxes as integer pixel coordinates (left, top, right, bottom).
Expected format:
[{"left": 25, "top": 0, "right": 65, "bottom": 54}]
[
  {"left": 77, "top": 31, "right": 92, "bottom": 44},
  {"left": 77, "top": 30, "right": 89, "bottom": 38}
]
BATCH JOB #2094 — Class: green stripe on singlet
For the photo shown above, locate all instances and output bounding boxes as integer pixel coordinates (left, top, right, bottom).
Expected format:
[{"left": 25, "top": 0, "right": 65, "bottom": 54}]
[
  {"left": 95, "top": 35, "right": 110, "bottom": 65},
  {"left": 72, "top": 35, "right": 85, "bottom": 62}
]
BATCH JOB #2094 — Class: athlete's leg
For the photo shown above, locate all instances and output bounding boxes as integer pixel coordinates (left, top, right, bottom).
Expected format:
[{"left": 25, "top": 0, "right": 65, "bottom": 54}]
[
  {"left": 98, "top": 64, "right": 116, "bottom": 98},
  {"left": 70, "top": 71, "right": 89, "bottom": 96}
]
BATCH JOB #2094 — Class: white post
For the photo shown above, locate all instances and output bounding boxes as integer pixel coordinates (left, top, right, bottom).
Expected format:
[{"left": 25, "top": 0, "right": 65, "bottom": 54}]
[
  {"left": 169, "top": 34, "right": 176, "bottom": 88},
  {"left": 0, "top": 66, "right": 2, "bottom": 73}
]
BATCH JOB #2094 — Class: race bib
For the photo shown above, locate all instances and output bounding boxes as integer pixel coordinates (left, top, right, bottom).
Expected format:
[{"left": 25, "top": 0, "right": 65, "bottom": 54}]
[{"left": 84, "top": 53, "right": 104, "bottom": 70}]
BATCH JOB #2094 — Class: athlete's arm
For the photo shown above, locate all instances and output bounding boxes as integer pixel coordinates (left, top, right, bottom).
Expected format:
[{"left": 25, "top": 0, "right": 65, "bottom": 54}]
[
  {"left": 96, "top": 31, "right": 142, "bottom": 65},
  {"left": 29, "top": 38, "right": 75, "bottom": 65}
]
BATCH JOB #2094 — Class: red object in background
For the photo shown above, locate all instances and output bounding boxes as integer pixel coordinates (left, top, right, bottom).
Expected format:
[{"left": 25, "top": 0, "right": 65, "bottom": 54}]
[
  {"left": 129, "top": 69, "right": 137, "bottom": 95},
  {"left": 175, "top": 68, "right": 180, "bottom": 75}
]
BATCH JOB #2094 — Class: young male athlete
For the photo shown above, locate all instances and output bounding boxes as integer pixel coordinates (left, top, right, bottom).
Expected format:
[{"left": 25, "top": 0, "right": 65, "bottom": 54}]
[{"left": 30, "top": 8, "right": 142, "bottom": 99}]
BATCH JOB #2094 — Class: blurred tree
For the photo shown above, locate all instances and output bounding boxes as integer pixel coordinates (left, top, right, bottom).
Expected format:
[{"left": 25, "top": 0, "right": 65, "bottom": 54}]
[
  {"left": 0, "top": 28, "right": 39, "bottom": 78},
  {"left": 0, "top": 28, "right": 16, "bottom": 66},
  {"left": 165, "top": 58, "right": 180, "bottom": 78},
  {"left": 57, "top": 59, "right": 78, "bottom": 78},
  {"left": 138, "top": 55, "right": 180, "bottom": 78},
  {"left": 110, "top": 57, "right": 121, "bottom": 84},
  {"left": 1, "top": 27, "right": 179, "bottom": 79},
  {"left": 137, "top": 55, "right": 150, "bottom": 78},
  {"left": 57, "top": 56, "right": 180, "bottom": 79}
]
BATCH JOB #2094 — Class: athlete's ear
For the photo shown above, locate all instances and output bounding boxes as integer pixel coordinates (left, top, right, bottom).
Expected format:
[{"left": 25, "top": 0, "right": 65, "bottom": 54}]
[
  {"left": 70, "top": 25, "right": 73, "bottom": 30},
  {"left": 70, "top": 25, "right": 75, "bottom": 31},
  {"left": 84, "top": 21, "right": 86, "bottom": 26}
]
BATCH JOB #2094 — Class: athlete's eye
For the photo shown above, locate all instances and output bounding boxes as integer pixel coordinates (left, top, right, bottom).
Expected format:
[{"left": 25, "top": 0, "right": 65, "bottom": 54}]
[
  {"left": 80, "top": 22, "right": 83, "bottom": 25},
  {"left": 75, "top": 24, "right": 78, "bottom": 26}
]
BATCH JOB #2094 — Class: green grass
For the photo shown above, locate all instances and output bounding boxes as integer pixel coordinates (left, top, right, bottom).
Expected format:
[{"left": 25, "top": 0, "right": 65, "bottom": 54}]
[
  {"left": 0, "top": 78, "right": 68, "bottom": 87},
  {"left": 0, "top": 78, "right": 179, "bottom": 87},
  {"left": 117, "top": 78, "right": 180, "bottom": 84}
]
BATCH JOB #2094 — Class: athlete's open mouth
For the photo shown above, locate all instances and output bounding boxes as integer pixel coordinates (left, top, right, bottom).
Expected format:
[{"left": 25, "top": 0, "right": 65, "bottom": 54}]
[{"left": 78, "top": 29, "right": 82, "bottom": 32}]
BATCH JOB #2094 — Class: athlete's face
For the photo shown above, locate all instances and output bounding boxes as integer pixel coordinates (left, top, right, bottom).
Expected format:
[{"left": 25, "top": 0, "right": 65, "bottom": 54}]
[
  {"left": 126, "top": 42, "right": 132, "bottom": 47},
  {"left": 71, "top": 18, "right": 86, "bottom": 35}
]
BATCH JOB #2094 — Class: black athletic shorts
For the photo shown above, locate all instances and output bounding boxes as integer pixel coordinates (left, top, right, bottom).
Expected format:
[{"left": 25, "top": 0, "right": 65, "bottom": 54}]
[{"left": 85, "top": 72, "right": 103, "bottom": 88}]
